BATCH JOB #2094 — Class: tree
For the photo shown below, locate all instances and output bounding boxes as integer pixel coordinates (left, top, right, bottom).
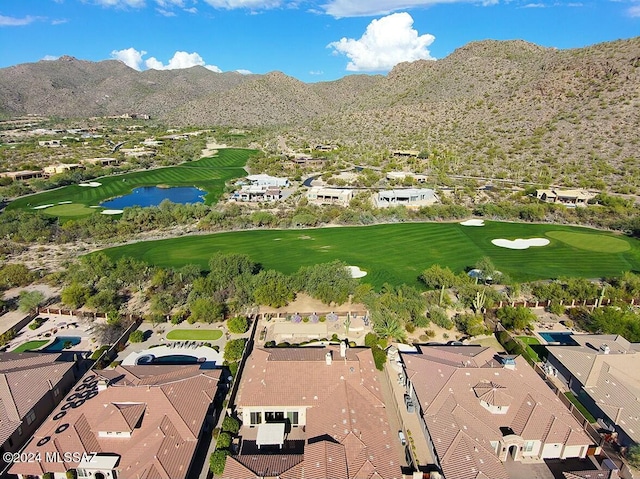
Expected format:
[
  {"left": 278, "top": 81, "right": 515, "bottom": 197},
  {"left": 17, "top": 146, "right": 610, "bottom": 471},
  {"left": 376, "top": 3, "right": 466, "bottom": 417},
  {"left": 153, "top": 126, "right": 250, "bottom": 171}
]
[
  {"left": 253, "top": 270, "right": 295, "bottom": 307},
  {"left": 18, "top": 290, "right": 45, "bottom": 312},
  {"left": 209, "top": 450, "right": 228, "bottom": 475},
  {"left": 371, "top": 310, "right": 406, "bottom": 343},
  {"left": 208, "top": 252, "right": 257, "bottom": 292},
  {"left": 455, "top": 313, "right": 488, "bottom": 337},
  {"left": 0, "top": 263, "right": 36, "bottom": 288},
  {"left": 222, "top": 415, "right": 241, "bottom": 434},
  {"left": 227, "top": 316, "right": 249, "bottom": 334},
  {"left": 294, "top": 261, "right": 356, "bottom": 305},
  {"left": 129, "top": 330, "right": 144, "bottom": 343},
  {"left": 420, "top": 264, "right": 458, "bottom": 289},
  {"left": 61, "top": 283, "right": 91, "bottom": 308},
  {"left": 189, "top": 297, "right": 225, "bottom": 323},
  {"left": 627, "top": 444, "right": 640, "bottom": 469},
  {"left": 475, "top": 257, "right": 501, "bottom": 283},
  {"left": 496, "top": 306, "right": 536, "bottom": 331},
  {"left": 224, "top": 338, "right": 246, "bottom": 363},
  {"left": 216, "top": 432, "right": 232, "bottom": 449}
]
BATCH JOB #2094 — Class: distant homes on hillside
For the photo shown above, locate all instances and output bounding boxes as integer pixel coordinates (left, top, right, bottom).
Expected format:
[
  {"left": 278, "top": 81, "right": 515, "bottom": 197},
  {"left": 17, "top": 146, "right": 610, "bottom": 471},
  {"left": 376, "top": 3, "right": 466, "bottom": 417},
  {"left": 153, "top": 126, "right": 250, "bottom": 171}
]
[
  {"left": 536, "top": 189, "right": 597, "bottom": 206},
  {"left": 306, "top": 186, "right": 353, "bottom": 206},
  {"left": 231, "top": 174, "right": 289, "bottom": 202},
  {"left": 375, "top": 188, "right": 438, "bottom": 209}
]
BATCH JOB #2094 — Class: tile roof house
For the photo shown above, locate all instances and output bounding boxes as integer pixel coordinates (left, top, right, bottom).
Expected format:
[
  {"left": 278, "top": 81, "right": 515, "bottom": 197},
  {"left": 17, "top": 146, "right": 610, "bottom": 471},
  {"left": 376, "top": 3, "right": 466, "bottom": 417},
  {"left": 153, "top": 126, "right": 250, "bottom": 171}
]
[
  {"left": 306, "top": 186, "right": 354, "bottom": 206},
  {"left": 536, "top": 189, "right": 596, "bottom": 206},
  {"left": 10, "top": 364, "right": 221, "bottom": 479},
  {"left": 399, "top": 345, "right": 592, "bottom": 479},
  {"left": 0, "top": 352, "right": 81, "bottom": 475},
  {"left": 544, "top": 334, "right": 640, "bottom": 447},
  {"left": 223, "top": 346, "right": 402, "bottom": 479},
  {"left": 375, "top": 188, "right": 438, "bottom": 209}
]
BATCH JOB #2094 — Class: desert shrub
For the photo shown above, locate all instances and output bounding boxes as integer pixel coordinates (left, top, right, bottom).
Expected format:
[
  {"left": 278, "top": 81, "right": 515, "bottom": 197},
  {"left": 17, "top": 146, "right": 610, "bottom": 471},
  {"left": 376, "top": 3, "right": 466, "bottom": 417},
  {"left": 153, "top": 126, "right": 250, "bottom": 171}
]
[{"left": 129, "top": 330, "right": 144, "bottom": 343}]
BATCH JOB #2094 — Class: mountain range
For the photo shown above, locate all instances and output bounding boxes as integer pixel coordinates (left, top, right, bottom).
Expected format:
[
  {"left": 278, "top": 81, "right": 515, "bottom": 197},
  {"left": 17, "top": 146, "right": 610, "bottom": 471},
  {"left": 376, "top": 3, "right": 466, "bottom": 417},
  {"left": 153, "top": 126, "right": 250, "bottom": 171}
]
[{"left": 1, "top": 37, "right": 638, "bottom": 189}]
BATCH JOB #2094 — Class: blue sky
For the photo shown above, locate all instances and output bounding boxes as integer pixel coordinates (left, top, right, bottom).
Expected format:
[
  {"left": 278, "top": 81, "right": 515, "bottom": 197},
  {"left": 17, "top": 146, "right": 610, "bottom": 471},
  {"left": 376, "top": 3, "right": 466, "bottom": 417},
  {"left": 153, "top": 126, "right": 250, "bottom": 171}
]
[{"left": 1, "top": 0, "right": 638, "bottom": 82}]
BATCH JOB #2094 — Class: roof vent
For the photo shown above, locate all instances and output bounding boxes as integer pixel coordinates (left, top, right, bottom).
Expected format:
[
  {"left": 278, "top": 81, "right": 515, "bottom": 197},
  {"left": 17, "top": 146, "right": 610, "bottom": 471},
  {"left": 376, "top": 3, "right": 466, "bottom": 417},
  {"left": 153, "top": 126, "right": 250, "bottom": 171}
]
[
  {"left": 600, "top": 344, "right": 610, "bottom": 355},
  {"left": 97, "top": 379, "right": 109, "bottom": 391},
  {"left": 340, "top": 341, "right": 348, "bottom": 358},
  {"left": 326, "top": 351, "right": 332, "bottom": 365}
]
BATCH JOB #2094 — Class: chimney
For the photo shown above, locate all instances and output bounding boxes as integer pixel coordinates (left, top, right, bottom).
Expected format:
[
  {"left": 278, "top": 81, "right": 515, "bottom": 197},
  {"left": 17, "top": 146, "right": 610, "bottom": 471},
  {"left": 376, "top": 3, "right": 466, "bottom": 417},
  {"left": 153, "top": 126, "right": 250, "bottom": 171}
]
[
  {"left": 325, "top": 351, "right": 332, "bottom": 365},
  {"left": 600, "top": 344, "right": 610, "bottom": 355},
  {"left": 340, "top": 341, "right": 347, "bottom": 358},
  {"left": 97, "top": 379, "right": 109, "bottom": 391}
]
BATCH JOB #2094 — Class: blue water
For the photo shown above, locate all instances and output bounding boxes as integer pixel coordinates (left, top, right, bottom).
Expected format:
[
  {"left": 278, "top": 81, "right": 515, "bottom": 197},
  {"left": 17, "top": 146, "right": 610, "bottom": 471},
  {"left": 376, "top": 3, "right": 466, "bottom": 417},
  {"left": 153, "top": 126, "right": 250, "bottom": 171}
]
[
  {"left": 539, "top": 332, "right": 578, "bottom": 345},
  {"left": 100, "top": 186, "right": 205, "bottom": 209},
  {"left": 42, "top": 336, "right": 81, "bottom": 352}
]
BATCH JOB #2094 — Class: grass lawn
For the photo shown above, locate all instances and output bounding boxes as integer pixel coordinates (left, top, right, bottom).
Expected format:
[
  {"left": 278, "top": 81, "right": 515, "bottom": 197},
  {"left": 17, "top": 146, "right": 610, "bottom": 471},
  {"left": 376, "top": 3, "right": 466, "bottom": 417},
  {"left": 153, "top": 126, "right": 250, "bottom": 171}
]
[
  {"left": 517, "top": 336, "right": 545, "bottom": 363},
  {"left": 166, "top": 329, "right": 223, "bottom": 341},
  {"left": 12, "top": 340, "right": 48, "bottom": 352},
  {"left": 7, "top": 148, "right": 255, "bottom": 217},
  {"left": 565, "top": 391, "right": 597, "bottom": 423},
  {"left": 101, "top": 221, "right": 640, "bottom": 289},
  {"left": 468, "top": 336, "right": 506, "bottom": 352}
]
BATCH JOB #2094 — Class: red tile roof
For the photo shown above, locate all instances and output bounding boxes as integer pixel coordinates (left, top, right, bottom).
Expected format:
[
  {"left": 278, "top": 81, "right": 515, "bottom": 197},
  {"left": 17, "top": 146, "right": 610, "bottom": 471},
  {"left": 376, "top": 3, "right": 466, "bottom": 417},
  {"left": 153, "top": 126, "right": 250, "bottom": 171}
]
[{"left": 10, "top": 364, "right": 220, "bottom": 479}]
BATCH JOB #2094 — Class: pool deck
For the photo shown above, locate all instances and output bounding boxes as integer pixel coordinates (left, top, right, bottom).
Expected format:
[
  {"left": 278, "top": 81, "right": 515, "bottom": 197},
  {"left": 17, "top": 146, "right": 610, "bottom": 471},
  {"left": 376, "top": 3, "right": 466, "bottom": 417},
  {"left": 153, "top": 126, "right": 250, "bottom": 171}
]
[
  {"left": 122, "top": 344, "right": 223, "bottom": 366},
  {"left": 5, "top": 313, "right": 94, "bottom": 353}
]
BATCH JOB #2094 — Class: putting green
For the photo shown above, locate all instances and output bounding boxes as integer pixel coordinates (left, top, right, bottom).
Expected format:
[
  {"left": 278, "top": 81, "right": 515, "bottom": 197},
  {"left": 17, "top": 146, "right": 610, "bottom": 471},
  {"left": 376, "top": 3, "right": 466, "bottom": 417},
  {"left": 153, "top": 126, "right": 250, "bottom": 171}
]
[
  {"left": 545, "top": 230, "right": 630, "bottom": 253},
  {"left": 166, "top": 329, "right": 223, "bottom": 340},
  {"left": 8, "top": 148, "right": 255, "bottom": 217},
  {"left": 42, "top": 203, "right": 97, "bottom": 217},
  {"left": 12, "top": 340, "right": 48, "bottom": 352},
  {"left": 100, "top": 221, "right": 640, "bottom": 288}
]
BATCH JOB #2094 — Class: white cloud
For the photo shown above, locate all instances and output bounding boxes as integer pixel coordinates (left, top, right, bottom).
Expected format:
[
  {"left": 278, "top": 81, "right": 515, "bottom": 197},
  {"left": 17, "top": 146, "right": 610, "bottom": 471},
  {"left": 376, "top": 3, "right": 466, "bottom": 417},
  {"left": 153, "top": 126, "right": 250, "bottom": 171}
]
[
  {"left": 309, "top": 70, "right": 324, "bottom": 75},
  {"left": 157, "top": 8, "right": 177, "bottom": 15},
  {"left": 202, "top": 0, "right": 282, "bottom": 9},
  {"left": 145, "top": 51, "right": 222, "bottom": 72},
  {"left": 322, "top": 0, "right": 476, "bottom": 18},
  {"left": 111, "top": 47, "right": 147, "bottom": 70},
  {"left": 51, "top": 18, "right": 69, "bottom": 24},
  {"left": 236, "top": 69, "right": 253, "bottom": 74},
  {"left": 629, "top": 4, "right": 640, "bottom": 16},
  {"left": 91, "top": 0, "right": 146, "bottom": 7},
  {"left": 42, "top": 55, "right": 60, "bottom": 61},
  {"left": 0, "top": 15, "right": 41, "bottom": 26},
  {"left": 328, "top": 12, "right": 435, "bottom": 72},
  {"left": 523, "top": 2, "right": 545, "bottom": 6}
]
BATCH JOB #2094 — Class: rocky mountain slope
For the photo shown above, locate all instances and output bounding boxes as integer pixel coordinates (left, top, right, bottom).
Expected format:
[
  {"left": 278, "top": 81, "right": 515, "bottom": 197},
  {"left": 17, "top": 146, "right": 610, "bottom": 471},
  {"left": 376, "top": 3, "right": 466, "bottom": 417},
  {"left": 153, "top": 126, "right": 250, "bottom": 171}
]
[{"left": 1, "top": 37, "right": 638, "bottom": 189}]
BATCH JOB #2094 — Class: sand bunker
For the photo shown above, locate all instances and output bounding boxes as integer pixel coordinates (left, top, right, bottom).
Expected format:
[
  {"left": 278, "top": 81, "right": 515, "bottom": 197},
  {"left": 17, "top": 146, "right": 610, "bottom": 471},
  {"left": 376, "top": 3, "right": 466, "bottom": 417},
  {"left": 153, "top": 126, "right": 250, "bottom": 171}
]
[
  {"left": 32, "top": 204, "right": 53, "bottom": 210},
  {"left": 347, "top": 266, "right": 367, "bottom": 278},
  {"left": 78, "top": 182, "right": 102, "bottom": 187},
  {"left": 101, "top": 209, "right": 124, "bottom": 215},
  {"left": 460, "top": 219, "right": 485, "bottom": 227},
  {"left": 492, "top": 238, "right": 550, "bottom": 250},
  {"left": 58, "top": 201, "right": 72, "bottom": 204}
]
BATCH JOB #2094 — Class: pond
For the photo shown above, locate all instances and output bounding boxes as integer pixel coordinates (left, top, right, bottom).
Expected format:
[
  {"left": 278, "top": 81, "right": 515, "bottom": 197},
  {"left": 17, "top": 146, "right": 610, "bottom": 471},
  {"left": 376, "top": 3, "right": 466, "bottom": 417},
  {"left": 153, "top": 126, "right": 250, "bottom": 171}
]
[{"left": 100, "top": 186, "right": 205, "bottom": 209}]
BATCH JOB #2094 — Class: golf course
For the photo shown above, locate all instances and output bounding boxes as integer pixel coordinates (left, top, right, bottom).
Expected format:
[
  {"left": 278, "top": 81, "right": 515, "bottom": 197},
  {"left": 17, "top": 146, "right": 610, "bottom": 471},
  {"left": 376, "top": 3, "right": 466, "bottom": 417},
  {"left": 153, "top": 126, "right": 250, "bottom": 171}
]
[
  {"left": 101, "top": 221, "right": 640, "bottom": 288},
  {"left": 7, "top": 148, "right": 255, "bottom": 218}
]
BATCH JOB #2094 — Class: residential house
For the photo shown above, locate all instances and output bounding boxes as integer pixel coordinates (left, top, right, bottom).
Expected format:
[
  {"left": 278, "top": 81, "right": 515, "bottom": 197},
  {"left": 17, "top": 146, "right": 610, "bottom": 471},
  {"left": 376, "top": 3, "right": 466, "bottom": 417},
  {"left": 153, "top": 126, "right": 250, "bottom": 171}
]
[
  {"left": 536, "top": 189, "right": 596, "bottom": 206},
  {"left": 392, "top": 150, "right": 420, "bottom": 158},
  {"left": 232, "top": 185, "right": 282, "bottom": 202},
  {"left": 289, "top": 154, "right": 326, "bottom": 168},
  {"left": 376, "top": 188, "right": 438, "bottom": 208},
  {"left": 306, "top": 186, "right": 353, "bottom": 206},
  {"left": 246, "top": 174, "right": 289, "bottom": 188},
  {"left": 545, "top": 334, "right": 640, "bottom": 447},
  {"left": 38, "top": 140, "right": 62, "bottom": 147},
  {"left": 223, "top": 346, "right": 402, "bottom": 479},
  {"left": 43, "top": 163, "right": 82, "bottom": 176},
  {"left": 0, "top": 352, "right": 82, "bottom": 474},
  {"left": 81, "top": 157, "right": 120, "bottom": 167},
  {"left": 0, "top": 170, "right": 44, "bottom": 181},
  {"left": 386, "top": 171, "right": 428, "bottom": 184},
  {"left": 10, "top": 364, "right": 221, "bottom": 479},
  {"left": 399, "top": 345, "right": 592, "bottom": 479}
]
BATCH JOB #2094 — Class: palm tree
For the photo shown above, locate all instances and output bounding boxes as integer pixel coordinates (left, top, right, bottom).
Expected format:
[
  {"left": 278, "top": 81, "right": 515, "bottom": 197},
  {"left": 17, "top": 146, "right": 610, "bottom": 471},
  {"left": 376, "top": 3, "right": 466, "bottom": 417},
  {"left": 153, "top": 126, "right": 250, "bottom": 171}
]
[{"left": 372, "top": 309, "right": 406, "bottom": 343}]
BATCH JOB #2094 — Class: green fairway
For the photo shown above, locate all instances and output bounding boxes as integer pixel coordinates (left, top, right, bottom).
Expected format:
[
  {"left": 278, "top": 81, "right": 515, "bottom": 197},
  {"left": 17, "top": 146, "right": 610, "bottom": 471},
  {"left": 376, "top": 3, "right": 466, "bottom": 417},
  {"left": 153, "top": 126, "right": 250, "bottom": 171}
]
[
  {"left": 12, "top": 340, "right": 48, "bottom": 352},
  {"left": 546, "top": 230, "right": 630, "bottom": 253},
  {"left": 166, "top": 329, "right": 223, "bottom": 340},
  {"left": 100, "top": 221, "right": 640, "bottom": 288},
  {"left": 8, "top": 148, "right": 255, "bottom": 217}
]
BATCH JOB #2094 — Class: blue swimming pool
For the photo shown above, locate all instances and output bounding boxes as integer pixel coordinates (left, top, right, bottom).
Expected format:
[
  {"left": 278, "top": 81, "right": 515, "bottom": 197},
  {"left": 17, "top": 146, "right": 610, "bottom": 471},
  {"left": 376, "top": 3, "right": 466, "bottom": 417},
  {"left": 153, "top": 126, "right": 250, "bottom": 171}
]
[
  {"left": 539, "top": 332, "right": 578, "bottom": 345},
  {"left": 42, "top": 336, "right": 81, "bottom": 352}
]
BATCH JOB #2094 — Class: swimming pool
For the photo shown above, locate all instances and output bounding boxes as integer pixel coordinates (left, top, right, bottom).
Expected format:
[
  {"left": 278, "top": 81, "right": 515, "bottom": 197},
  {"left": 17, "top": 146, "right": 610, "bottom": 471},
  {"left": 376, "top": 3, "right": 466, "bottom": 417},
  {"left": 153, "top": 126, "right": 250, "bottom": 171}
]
[
  {"left": 538, "top": 332, "right": 578, "bottom": 345},
  {"left": 136, "top": 354, "right": 201, "bottom": 365},
  {"left": 42, "top": 336, "right": 81, "bottom": 352}
]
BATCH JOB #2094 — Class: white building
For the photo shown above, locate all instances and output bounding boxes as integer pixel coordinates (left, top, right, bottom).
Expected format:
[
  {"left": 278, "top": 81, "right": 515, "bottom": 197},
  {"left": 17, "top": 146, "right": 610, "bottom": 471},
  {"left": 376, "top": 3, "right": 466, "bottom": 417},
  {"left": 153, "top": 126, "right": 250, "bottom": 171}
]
[
  {"left": 376, "top": 188, "right": 438, "bottom": 208},
  {"left": 307, "top": 186, "right": 353, "bottom": 206},
  {"left": 246, "top": 174, "right": 289, "bottom": 188}
]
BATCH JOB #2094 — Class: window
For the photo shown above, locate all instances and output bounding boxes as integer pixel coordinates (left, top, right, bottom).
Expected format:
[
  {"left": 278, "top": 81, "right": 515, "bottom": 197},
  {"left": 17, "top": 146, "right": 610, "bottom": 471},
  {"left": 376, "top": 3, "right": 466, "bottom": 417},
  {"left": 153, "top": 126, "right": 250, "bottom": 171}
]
[
  {"left": 26, "top": 409, "right": 36, "bottom": 426},
  {"left": 77, "top": 469, "right": 88, "bottom": 478},
  {"left": 250, "top": 412, "right": 262, "bottom": 426},
  {"left": 53, "top": 387, "right": 60, "bottom": 397},
  {"left": 265, "top": 412, "right": 284, "bottom": 422},
  {"left": 17, "top": 426, "right": 22, "bottom": 436},
  {"left": 524, "top": 441, "right": 534, "bottom": 453},
  {"left": 287, "top": 411, "right": 299, "bottom": 426}
]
